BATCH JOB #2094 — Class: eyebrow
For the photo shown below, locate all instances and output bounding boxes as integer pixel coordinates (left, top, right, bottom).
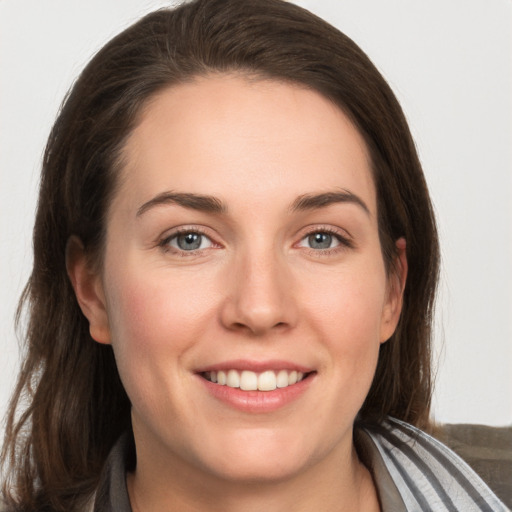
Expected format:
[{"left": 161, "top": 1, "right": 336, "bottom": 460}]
[
  {"left": 136, "top": 189, "right": 370, "bottom": 218},
  {"left": 136, "top": 192, "right": 226, "bottom": 217},
  {"left": 290, "top": 190, "right": 370, "bottom": 215}
]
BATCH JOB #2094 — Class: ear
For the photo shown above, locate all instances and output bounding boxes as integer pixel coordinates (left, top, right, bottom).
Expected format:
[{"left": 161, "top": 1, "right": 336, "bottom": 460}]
[
  {"left": 380, "top": 237, "right": 408, "bottom": 344},
  {"left": 66, "top": 236, "right": 111, "bottom": 345}
]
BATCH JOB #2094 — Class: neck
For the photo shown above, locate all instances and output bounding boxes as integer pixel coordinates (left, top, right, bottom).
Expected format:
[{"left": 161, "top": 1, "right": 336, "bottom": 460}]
[{"left": 127, "top": 437, "right": 380, "bottom": 512}]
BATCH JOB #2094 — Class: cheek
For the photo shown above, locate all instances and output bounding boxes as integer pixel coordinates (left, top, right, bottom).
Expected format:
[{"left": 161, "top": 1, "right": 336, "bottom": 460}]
[
  {"left": 102, "top": 265, "right": 218, "bottom": 402},
  {"left": 305, "top": 263, "right": 388, "bottom": 343},
  {"left": 301, "top": 260, "right": 387, "bottom": 396},
  {"left": 105, "top": 266, "right": 215, "bottom": 348}
]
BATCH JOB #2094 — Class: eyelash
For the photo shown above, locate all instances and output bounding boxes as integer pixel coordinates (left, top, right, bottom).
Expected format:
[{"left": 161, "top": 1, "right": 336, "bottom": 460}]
[
  {"left": 158, "top": 227, "right": 217, "bottom": 256},
  {"left": 297, "top": 226, "right": 354, "bottom": 255},
  {"left": 157, "top": 226, "right": 354, "bottom": 256}
]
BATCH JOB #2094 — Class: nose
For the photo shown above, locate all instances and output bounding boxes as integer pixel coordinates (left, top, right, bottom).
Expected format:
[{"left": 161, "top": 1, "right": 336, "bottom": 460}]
[{"left": 219, "top": 249, "right": 298, "bottom": 336}]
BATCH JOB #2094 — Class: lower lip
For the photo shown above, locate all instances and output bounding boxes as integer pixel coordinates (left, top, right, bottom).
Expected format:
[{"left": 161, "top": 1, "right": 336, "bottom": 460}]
[{"left": 198, "top": 374, "right": 315, "bottom": 413}]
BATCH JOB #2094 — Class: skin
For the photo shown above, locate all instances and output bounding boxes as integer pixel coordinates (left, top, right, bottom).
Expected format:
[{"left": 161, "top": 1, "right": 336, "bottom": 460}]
[{"left": 68, "top": 75, "right": 406, "bottom": 512}]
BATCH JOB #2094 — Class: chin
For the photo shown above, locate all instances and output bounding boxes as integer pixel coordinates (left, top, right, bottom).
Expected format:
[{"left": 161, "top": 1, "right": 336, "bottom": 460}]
[
  {"left": 208, "top": 454, "right": 309, "bottom": 484},
  {"left": 195, "top": 428, "right": 321, "bottom": 484}
]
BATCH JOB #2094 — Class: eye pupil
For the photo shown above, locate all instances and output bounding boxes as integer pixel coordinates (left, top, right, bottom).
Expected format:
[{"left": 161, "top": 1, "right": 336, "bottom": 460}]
[
  {"left": 308, "top": 232, "right": 332, "bottom": 249},
  {"left": 177, "top": 233, "right": 202, "bottom": 250}
]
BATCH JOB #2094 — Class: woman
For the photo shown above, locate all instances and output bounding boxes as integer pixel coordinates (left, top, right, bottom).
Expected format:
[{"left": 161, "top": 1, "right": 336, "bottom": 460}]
[{"left": 1, "top": 0, "right": 507, "bottom": 511}]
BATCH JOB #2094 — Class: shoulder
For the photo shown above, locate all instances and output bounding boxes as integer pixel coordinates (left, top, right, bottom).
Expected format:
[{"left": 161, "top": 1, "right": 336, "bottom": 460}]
[
  {"left": 432, "top": 422, "right": 512, "bottom": 510},
  {"left": 360, "top": 418, "right": 510, "bottom": 511}
]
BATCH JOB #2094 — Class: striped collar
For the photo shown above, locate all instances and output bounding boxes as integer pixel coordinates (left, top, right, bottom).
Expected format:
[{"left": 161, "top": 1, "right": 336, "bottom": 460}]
[{"left": 357, "top": 418, "right": 509, "bottom": 511}]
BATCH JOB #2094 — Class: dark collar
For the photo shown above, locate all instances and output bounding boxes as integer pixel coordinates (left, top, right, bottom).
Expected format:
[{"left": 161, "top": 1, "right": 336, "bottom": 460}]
[{"left": 93, "top": 432, "right": 134, "bottom": 512}]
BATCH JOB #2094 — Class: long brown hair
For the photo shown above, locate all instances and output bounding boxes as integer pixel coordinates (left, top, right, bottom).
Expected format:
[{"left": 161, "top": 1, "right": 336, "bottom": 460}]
[{"left": 2, "top": 0, "right": 439, "bottom": 510}]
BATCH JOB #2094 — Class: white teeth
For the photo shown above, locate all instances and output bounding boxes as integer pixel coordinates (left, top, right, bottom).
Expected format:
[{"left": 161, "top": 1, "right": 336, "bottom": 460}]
[
  {"left": 276, "top": 369, "right": 289, "bottom": 388},
  {"left": 226, "top": 369, "right": 240, "bottom": 388},
  {"left": 240, "top": 370, "right": 258, "bottom": 391},
  {"left": 258, "top": 370, "right": 277, "bottom": 391},
  {"left": 204, "top": 369, "right": 307, "bottom": 391}
]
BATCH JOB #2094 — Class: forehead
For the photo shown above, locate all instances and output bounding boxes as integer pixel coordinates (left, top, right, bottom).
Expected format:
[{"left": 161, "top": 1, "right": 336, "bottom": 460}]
[{"left": 116, "top": 74, "right": 376, "bottom": 216}]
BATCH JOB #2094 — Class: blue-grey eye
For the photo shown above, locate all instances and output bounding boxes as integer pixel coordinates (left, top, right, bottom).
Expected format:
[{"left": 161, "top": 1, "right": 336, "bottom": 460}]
[
  {"left": 309, "top": 233, "right": 332, "bottom": 249},
  {"left": 299, "top": 231, "right": 341, "bottom": 250},
  {"left": 169, "top": 232, "right": 213, "bottom": 251}
]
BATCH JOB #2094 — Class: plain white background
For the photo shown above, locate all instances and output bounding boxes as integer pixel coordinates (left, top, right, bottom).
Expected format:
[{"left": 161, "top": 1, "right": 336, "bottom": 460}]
[{"left": 1, "top": 0, "right": 511, "bottom": 427}]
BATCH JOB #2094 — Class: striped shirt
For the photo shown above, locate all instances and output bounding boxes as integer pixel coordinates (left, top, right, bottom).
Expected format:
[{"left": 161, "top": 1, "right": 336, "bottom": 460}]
[{"left": 358, "top": 418, "right": 509, "bottom": 511}]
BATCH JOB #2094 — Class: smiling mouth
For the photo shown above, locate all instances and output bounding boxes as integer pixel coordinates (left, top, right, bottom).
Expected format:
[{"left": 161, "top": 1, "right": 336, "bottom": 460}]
[{"left": 201, "top": 369, "right": 312, "bottom": 391}]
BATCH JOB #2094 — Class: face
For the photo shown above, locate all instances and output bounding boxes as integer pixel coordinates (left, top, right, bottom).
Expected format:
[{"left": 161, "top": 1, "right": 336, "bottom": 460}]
[{"left": 73, "top": 75, "right": 405, "bottom": 486}]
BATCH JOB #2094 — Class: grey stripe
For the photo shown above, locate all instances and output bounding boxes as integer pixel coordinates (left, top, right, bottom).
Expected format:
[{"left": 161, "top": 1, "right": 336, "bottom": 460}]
[
  {"left": 381, "top": 442, "right": 430, "bottom": 510},
  {"left": 390, "top": 420, "right": 497, "bottom": 512},
  {"left": 379, "top": 427, "right": 459, "bottom": 512}
]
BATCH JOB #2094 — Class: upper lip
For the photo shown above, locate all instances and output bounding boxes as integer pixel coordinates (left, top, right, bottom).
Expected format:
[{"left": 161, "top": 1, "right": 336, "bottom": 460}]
[{"left": 195, "top": 359, "right": 315, "bottom": 374}]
